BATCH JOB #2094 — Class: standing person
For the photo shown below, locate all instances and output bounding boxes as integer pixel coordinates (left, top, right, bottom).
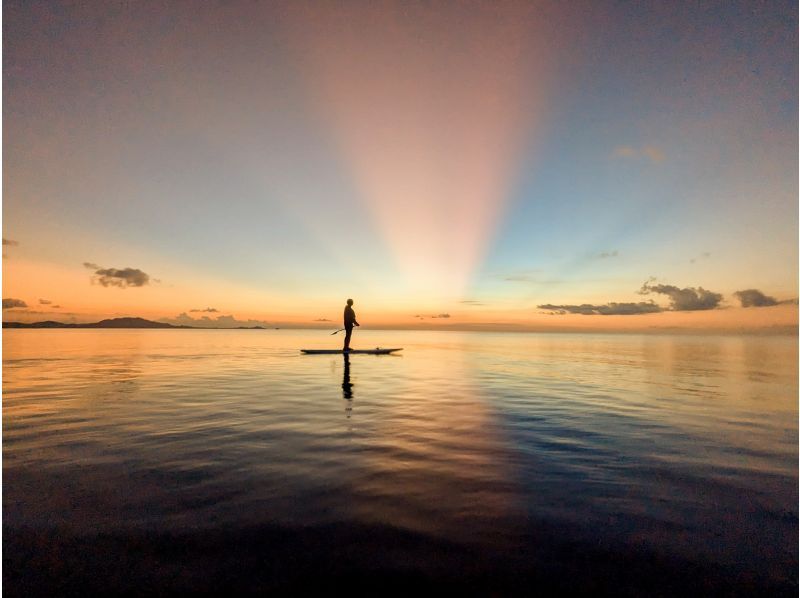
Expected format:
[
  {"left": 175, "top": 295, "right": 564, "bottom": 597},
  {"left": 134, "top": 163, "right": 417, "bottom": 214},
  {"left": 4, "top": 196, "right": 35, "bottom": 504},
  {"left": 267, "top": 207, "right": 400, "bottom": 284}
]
[{"left": 343, "top": 298, "right": 359, "bottom": 351}]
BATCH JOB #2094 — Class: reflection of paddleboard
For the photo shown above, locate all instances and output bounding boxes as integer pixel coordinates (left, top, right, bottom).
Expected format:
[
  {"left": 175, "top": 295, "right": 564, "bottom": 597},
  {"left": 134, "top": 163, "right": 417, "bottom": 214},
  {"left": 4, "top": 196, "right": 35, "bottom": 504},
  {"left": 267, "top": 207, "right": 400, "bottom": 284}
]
[{"left": 301, "top": 348, "right": 402, "bottom": 355}]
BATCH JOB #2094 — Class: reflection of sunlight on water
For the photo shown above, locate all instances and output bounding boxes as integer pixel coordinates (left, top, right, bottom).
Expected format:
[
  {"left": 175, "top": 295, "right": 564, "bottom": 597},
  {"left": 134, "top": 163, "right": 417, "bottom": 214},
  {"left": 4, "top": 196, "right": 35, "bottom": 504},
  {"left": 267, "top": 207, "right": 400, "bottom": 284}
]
[
  {"left": 3, "top": 329, "right": 797, "bottom": 574},
  {"left": 339, "top": 344, "right": 521, "bottom": 545}
]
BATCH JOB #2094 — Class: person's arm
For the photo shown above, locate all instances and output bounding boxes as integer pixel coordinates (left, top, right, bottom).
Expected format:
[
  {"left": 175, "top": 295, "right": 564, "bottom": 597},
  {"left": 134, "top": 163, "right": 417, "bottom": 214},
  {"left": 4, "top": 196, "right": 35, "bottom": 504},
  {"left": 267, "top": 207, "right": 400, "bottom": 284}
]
[{"left": 354, "top": 312, "right": 360, "bottom": 326}]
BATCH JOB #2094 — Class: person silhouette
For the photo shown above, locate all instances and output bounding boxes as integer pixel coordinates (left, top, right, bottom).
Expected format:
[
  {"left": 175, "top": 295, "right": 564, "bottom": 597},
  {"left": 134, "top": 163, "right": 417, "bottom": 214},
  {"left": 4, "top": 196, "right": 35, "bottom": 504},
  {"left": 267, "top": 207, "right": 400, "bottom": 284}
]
[{"left": 343, "top": 298, "right": 360, "bottom": 351}]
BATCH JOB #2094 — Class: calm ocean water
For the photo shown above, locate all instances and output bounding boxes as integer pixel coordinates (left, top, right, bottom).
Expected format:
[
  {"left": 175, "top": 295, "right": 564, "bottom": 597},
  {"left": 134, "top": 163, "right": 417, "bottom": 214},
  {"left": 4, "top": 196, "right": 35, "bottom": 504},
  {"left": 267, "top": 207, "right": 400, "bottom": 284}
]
[{"left": 3, "top": 329, "right": 797, "bottom": 594}]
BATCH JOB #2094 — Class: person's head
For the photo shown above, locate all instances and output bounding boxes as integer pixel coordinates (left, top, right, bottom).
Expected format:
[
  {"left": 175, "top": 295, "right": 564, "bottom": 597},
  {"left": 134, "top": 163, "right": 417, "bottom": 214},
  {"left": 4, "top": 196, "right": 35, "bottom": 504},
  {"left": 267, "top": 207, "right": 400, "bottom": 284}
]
[{"left": 346, "top": 298, "right": 354, "bottom": 306}]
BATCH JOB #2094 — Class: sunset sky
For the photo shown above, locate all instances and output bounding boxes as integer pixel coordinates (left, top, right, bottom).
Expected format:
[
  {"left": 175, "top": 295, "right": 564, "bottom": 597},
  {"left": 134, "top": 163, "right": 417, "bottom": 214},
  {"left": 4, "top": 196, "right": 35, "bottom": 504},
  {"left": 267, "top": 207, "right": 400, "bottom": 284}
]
[{"left": 3, "top": 1, "right": 797, "bottom": 330}]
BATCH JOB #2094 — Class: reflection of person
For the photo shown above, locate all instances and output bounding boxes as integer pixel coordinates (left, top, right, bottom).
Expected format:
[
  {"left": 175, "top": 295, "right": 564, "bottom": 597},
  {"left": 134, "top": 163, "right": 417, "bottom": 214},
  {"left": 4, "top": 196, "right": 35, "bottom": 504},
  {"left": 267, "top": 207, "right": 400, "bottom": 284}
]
[
  {"left": 342, "top": 353, "right": 353, "bottom": 400},
  {"left": 343, "top": 298, "right": 360, "bottom": 351}
]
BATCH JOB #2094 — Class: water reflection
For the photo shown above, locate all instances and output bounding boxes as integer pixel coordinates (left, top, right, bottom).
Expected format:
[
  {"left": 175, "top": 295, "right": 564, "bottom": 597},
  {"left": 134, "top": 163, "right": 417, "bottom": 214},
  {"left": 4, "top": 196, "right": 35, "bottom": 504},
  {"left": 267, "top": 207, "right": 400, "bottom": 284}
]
[
  {"left": 3, "top": 329, "right": 796, "bottom": 593},
  {"left": 342, "top": 353, "right": 353, "bottom": 400}
]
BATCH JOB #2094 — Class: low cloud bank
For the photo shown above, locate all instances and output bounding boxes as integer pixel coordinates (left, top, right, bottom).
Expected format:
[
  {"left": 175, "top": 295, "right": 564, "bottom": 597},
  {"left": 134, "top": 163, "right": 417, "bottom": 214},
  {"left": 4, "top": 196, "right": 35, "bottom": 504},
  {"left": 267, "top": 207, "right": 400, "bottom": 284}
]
[
  {"left": 160, "top": 313, "right": 271, "bottom": 328},
  {"left": 540, "top": 278, "right": 726, "bottom": 316},
  {"left": 541, "top": 278, "right": 796, "bottom": 317},
  {"left": 538, "top": 302, "right": 661, "bottom": 316}
]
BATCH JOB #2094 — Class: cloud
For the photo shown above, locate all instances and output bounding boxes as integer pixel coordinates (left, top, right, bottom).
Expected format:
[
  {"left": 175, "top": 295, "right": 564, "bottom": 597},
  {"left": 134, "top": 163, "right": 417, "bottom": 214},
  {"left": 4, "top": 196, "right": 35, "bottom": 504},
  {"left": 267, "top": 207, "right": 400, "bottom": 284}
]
[
  {"left": 3, "top": 298, "right": 28, "bottom": 309},
  {"left": 538, "top": 302, "right": 662, "bottom": 316},
  {"left": 733, "top": 289, "right": 783, "bottom": 307},
  {"left": 639, "top": 279, "right": 722, "bottom": 311},
  {"left": 414, "top": 313, "right": 451, "bottom": 319},
  {"left": 612, "top": 145, "right": 665, "bottom": 163},
  {"left": 39, "top": 299, "right": 52, "bottom": 305},
  {"left": 314, "top": 318, "right": 331, "bottom": 322},
  {"left": 3, "top": 238, "right": 19, "bottom": 258},
  {"left": 597, "top": 251, "right": 619, "bottom": 259},
  {"left": 690, "top": 252, "right": 711, "bottom": 264},
  {"left": 460, "top": 300, "right": 487, "bottom": 306},
  {"left": 642, "top": 146, "right": 665, "bottom": 163},
  {"left": 541, "top": 278, "right": 727, "bottom": 316},
  {"left": 2, "top": 309, "right": 77, "bottom": 317},
  {"left": 612, "top": 146, "right": 637, "bottom": 159},
  {"left": 85, "top": 263, "right": 151, "bottom": 288},
  {"left": 190, "top": 307, "right": 219, "bottom": 313},
  {"left": 160, "top": 313, "right": 271, "bottom": 328}
]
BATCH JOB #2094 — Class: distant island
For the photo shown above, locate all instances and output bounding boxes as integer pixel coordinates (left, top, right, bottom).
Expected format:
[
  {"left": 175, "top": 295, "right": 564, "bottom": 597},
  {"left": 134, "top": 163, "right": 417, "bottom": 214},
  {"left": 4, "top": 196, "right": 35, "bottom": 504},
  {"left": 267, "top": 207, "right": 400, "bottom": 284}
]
[{"left": 2, "top": 317, "right": 266, "bottom": 330}]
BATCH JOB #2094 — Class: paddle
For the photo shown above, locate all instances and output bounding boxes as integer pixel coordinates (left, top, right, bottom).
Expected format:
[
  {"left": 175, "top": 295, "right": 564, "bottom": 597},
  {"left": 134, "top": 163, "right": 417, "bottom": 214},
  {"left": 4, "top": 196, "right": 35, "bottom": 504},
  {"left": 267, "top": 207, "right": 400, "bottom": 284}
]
[{"left": 331, "top": 324, "right": 360, "bottom": 335}]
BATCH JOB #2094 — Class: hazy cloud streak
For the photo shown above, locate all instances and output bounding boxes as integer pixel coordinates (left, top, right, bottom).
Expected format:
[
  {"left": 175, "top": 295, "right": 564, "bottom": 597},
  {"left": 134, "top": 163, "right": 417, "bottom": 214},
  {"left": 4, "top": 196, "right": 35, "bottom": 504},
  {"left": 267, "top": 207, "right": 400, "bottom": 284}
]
[
  {"left": 538, "top": 302, "right": 662, "bottom": 315},
  {"left": 612, "top": 145, "right": 665, "bottom": 163}
]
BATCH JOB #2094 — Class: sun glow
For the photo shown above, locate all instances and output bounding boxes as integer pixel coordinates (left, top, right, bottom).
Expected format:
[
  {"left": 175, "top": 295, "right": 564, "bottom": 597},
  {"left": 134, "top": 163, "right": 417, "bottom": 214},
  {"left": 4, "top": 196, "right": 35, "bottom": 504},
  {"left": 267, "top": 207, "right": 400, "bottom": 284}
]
[{"left": 283, "top": 2, "right": 557, "bottom": 300}]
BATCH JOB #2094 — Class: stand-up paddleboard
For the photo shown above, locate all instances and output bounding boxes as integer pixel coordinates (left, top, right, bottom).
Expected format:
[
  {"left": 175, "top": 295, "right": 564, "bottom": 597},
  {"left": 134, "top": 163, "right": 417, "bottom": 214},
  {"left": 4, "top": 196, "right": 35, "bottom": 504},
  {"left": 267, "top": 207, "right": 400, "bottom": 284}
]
[{"left": 301, "top": 348, "right": 402, "bottom": 355}]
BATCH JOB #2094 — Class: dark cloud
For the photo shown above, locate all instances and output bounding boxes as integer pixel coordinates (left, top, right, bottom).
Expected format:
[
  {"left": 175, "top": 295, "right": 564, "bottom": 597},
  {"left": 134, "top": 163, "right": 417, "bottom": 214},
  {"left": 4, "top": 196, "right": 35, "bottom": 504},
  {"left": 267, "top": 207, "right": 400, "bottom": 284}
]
[
  {"left": 3, "top": 298, "right": 28, "bottom": 309},
  {"left": 639, "top": 279, "right": 722, "bottom": 311},
  {"left": 52, "top": 305, "right": 62, "bottom": 309},
  {"left": 414, "top": 313, "right": 451, "bottom": 319},
  {"left": 538, "top": 302, "right": 662, "bottom": 316},
  {"left": 39, "top": 299, "right": 52, "bottom": 305},
  {"left": 733, "top": 289, "right": 781, "bottom": 307},
  {"left": 85, "top": 263, "right": 151, "bottom": 288},
  {"left": 190, "top": 307, "right": 219, "bottom": 313},
  {"left": 314, "top": 318, "right": 331, "bottom": 322}
]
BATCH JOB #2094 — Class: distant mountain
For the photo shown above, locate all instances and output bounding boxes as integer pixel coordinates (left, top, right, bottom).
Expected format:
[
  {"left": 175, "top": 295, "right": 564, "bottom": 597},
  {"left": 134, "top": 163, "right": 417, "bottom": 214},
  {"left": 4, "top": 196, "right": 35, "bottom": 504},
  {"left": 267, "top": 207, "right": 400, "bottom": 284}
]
[
  {"left": 3, "top": 317, "right": 186, "bottom": 329},
  {"left": 2, "top": 317, "right": 268, "bottom": 329},
  {"left": 88, "top": 317, "right": 179, "bottom": 328}
]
